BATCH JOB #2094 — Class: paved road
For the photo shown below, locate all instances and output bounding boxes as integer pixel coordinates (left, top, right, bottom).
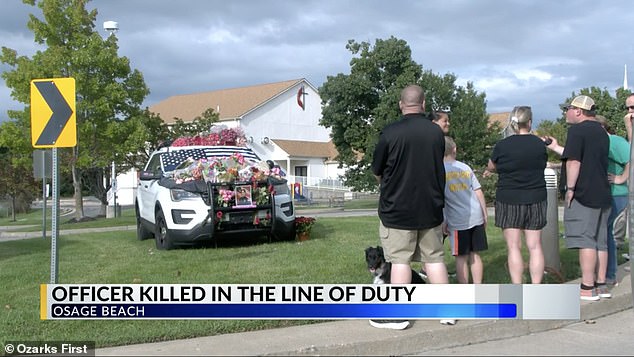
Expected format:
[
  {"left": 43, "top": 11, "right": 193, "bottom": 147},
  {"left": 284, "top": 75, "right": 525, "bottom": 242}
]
[{"left": 31, "top": 196, "right": 104, "bottom": 218}]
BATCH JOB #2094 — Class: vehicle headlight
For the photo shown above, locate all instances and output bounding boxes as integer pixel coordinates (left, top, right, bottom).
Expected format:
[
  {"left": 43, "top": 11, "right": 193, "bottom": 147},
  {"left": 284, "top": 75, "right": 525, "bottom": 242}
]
[{"left": 170, "top": 189, "right": 200, "bottom": 201}]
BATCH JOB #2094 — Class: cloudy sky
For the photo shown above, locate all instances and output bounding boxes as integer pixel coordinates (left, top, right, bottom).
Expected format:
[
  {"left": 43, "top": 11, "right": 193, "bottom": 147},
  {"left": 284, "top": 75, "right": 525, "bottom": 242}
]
[{"left": 1, "top": 0, "right": 632, "bottom": 124}]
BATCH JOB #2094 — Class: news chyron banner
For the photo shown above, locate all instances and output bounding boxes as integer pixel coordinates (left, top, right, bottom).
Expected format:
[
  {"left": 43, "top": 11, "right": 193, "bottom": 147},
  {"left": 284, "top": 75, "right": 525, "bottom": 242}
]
[{"left": 40, "top": 284, "right": 580, "bottom": 320}]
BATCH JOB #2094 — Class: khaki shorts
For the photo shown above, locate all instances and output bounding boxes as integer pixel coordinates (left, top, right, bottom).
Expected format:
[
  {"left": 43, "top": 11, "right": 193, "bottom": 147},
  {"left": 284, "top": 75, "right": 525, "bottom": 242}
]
[{"left": 379, "top": 221, "right": 445, "bottom": 264}]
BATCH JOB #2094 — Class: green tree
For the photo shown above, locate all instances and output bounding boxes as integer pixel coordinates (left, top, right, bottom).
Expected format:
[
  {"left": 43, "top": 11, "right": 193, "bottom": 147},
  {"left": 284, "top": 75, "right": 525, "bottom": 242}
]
[
  {"left": 572, "top": 86, "right": 631, "bottom": 138},
  {"left": 0, "top": 123, "right": 39, "bottom": 220},
  {"left": 170, "top": 108, "right": 220, "bottom": 140},
  {"left": 0, "top": 153, "right": 38, "bottom": 221},
  {"left": 319, "top": 37, "right": 494, "bottom": 191},
  {"left": 1, "top": 0, "right": 149, "bottom": 219},
  {"left": 433, "top": 80, "right": 495, "bottom": 167},
  {"left": 120, "top": 108, "right": 171, "bottom": 171},
  {"left": 536, "top": 86, "right": 632, "bottom": 161}
]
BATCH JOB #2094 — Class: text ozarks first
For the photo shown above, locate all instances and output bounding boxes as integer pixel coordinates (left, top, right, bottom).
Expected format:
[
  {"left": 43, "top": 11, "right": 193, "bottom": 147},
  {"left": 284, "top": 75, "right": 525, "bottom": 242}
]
[{"left": 49, "top": 285, "right": 213, "bottom": 302}]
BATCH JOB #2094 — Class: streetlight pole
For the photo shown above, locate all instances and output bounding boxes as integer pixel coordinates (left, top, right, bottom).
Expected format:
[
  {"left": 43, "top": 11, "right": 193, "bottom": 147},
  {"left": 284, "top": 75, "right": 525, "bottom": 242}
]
[{"left": 103, "top": 21, "right": 119, "bottom": 218}]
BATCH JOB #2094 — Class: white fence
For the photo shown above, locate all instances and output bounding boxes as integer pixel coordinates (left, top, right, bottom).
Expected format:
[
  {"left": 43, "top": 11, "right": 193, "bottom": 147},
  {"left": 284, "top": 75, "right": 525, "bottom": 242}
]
[{"left": 287, "top": 175, "right": 349, "bottom": 191}]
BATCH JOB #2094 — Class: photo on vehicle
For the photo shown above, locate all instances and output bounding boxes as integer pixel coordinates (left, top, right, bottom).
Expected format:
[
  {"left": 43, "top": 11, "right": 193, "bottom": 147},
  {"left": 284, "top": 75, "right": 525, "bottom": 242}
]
[{"left": 234, "top": 185, "right": 253, "bottom": 207}]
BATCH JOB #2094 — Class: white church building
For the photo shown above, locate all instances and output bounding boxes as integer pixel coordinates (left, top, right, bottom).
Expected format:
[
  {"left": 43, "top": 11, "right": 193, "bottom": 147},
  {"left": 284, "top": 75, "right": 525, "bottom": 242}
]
[{"left": 111, "top": 78, "right": 346, "bottom": 207}]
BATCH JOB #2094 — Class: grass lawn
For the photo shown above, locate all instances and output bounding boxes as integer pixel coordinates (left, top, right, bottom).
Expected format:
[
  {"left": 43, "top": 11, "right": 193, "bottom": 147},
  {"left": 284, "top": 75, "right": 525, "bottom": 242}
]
[{"left": 1, "top": 210, "right": 627, "bottom": 349}]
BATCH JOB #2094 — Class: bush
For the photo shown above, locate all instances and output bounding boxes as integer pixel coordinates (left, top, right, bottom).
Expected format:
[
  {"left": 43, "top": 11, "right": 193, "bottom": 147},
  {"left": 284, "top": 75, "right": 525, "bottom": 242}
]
[{"left": 475, "top": 169, "right": 497, "bottom": 204}]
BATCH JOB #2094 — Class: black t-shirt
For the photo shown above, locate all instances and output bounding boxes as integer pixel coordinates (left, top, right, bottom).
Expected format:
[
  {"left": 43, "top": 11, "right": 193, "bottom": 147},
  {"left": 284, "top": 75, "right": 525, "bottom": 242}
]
[
  {"left": 561, "top": 120, "right": 611, "bottom": 208},
  {"left": 490, "top": 134, "right": 547, "bottom": 204},
  {"left": 371, "top": 113, "right": 445, "bottom": 229}
]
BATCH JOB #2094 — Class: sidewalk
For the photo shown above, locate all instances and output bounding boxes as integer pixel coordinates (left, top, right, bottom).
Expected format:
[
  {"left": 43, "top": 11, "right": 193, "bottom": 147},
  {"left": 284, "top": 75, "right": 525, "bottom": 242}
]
[
  {"left": 0, "top": 225, "right": 136, "bottom": 242},
  {"left": 96, "top": 265, "right": 633, "bottom": 356}
]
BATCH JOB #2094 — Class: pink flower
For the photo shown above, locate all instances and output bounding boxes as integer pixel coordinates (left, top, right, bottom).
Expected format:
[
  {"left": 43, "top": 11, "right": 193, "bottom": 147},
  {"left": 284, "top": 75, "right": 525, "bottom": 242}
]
[{"left": 216, "top": 211, "right": 223, "bottom": 219}]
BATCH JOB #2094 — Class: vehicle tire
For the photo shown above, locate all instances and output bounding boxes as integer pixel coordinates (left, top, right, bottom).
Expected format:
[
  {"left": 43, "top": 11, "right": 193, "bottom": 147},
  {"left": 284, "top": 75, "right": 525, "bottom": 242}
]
[
  {"left": 273, "top": 220, "right": 296, "bottom": 241},
  {"left": 136, "top": 204, "right": 153, "bottom": 241},
  {"left": 155, "top": 210, "right": 175, "bottom": 250}
]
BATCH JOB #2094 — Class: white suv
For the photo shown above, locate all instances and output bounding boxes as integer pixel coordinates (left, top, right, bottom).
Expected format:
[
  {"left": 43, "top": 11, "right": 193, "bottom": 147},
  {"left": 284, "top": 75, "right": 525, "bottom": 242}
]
[{"left": 135, "top": 145, "right": 295, "bottom": 250}]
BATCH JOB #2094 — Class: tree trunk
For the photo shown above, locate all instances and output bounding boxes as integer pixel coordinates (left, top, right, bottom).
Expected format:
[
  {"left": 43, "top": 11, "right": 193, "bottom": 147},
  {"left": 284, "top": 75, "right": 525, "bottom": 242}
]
[
  {"left": 83, "top": 167, "right": 109, "bottom": 217},
  {"left": 99, "top": 203, "right": 107, "bottom": 217},
  {"left": 10, "top": 194, "right": 16, "bottom": 222},
  {"left": 72, "top": 162, "right": 84, "bottom": 220}
]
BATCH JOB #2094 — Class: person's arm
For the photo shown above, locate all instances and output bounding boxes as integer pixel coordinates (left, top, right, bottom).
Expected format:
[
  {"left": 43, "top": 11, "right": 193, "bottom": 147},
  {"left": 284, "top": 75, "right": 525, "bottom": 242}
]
[
  {"left": 483, "top": 159, "right": 496, "bottom": 177},
  {"left": 474, "top": 188, "right": 487, "bottom": 226},
  {"left": 609, "top": 162, "right": 630, "bottom": 185},
  {"left": 545, "top": 136, "right": 564, "bottom": 156},
  {"left": 565, "top": 159, "right": 581, "bottom": 207}
]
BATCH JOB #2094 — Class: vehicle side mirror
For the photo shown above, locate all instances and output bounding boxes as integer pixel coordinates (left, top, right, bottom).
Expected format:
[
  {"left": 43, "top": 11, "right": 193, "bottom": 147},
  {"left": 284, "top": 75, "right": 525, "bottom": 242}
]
[{"left": 139, "top": 170, "right": 162, "bottom": 181}]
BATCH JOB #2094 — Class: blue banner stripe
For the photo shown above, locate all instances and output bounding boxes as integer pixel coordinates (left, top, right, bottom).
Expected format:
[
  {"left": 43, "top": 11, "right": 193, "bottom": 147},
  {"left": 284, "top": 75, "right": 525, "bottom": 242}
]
[{"left": 51, "top": 303, "right": 516, "bottom": 319}]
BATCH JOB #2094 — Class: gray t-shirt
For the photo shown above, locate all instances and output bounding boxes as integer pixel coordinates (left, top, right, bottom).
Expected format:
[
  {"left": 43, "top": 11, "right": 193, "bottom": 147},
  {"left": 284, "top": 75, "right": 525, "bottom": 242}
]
[{"left": 443, "top": 159, "right": 484, "bottom": 231}]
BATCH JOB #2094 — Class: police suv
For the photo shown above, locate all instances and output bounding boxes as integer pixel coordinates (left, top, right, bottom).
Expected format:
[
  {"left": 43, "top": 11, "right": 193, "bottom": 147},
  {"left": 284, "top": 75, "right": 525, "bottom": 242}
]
[{"left": 135, "top": 145, "right": 295, "bottom": 250}]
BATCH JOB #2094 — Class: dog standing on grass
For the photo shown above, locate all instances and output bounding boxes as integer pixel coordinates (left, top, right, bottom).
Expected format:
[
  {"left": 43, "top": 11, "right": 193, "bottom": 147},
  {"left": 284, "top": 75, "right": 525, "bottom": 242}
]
[{"left": 365, "top": 246, "right": 426, "bottom": 284}]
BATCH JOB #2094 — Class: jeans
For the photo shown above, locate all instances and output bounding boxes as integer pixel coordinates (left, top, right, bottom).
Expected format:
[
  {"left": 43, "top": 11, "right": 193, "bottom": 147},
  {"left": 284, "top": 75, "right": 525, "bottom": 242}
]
[{"left": 607, "top": 195, "right": 627, "bottom": 281}]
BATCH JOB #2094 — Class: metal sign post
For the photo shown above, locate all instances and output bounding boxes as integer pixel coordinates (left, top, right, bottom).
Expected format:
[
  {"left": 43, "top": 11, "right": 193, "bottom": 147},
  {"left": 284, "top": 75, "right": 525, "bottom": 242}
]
[
  {"left": 42, "top": 151, "right": 47, "bottom": 239},
  {"left": 30, "top": 77, "right": 76, "bottom": 284},
  {"left": 50, "top": 148, "right": 59, "bottom": 284},
  {"left": 33, "top": 149, "right": 52, "bottom": 239},
  {"left": 112, "top": 160, "right": 117, "bottom": 218}
]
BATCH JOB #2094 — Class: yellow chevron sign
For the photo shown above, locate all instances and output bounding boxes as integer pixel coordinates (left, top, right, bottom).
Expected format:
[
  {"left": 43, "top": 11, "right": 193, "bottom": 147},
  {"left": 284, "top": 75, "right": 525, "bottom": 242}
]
[{"left": 30, "top": 78, "right": 76, "bottom": 148}]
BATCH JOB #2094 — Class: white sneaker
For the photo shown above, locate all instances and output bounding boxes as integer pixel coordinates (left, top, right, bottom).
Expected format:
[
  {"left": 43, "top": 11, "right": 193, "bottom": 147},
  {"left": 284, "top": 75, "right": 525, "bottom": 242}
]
[
  {"left": 440, "top": 319, "right": 456, "bottom": 325},
  {"left": 369, "top": 319, "right": 410, "bottom": 330}
]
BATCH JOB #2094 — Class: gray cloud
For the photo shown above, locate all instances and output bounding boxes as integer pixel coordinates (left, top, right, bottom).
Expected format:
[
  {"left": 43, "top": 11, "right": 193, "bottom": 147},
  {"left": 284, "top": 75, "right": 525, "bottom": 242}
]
[{"left": 1, "top": 0, "right": 632, "bottom": 124}]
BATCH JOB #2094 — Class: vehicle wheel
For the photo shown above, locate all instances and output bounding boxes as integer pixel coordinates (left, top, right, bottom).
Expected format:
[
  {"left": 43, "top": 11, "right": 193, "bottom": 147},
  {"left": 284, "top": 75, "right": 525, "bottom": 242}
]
[
  {"left": 136, "top": 205, "right": 153, "bottom": 241},
  {"left": 273, "top": 222, "right": 296, "bottom": 241},
  {"left": 155, "top": 210, "right": 175, "bottom": 250}
]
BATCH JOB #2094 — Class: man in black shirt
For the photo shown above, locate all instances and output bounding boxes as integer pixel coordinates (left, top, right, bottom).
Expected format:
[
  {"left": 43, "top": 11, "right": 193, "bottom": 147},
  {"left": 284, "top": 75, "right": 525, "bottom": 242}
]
[
  {"left": 546, "top": 95, "right": 611, "bottom": 301},
  {"left": 370, "top": 84, "right": 449, "bottom": 329}
]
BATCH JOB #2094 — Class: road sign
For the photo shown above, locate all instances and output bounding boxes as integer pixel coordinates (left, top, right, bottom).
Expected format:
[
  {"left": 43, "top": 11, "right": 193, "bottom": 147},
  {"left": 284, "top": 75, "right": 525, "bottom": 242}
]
[
  {"left": 33, "top": 149, "right": 52, "bottom": 179},
  {"left": 30, "top": 78, "right": 76, "bottom": 148}
]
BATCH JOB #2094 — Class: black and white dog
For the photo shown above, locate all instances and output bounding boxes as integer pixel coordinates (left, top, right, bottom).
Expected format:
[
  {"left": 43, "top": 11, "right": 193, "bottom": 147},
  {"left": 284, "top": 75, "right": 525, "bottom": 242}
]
[{"left": 364, "top": 246, "right": 426, "bottom": 284}]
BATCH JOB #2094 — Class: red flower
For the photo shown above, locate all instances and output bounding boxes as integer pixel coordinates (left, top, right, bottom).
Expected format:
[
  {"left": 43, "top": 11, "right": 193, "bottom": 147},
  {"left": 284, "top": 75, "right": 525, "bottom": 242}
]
[
  {"left": 216, "top": 211, "right": 223, "bottom": 220},
  {"left": 295, "top": 216, "right": 316, "bottom": 234}
]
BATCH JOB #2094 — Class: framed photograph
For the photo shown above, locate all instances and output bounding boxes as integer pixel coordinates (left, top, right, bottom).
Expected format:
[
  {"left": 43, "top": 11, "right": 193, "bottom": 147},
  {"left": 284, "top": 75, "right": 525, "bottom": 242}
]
[{"left": 234, "top": 185, "right": 253, "bottom": 207}]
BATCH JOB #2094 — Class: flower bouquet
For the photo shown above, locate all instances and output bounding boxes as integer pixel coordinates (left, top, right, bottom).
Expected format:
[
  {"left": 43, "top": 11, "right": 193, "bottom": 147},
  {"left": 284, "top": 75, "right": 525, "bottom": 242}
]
[
  {"left": 295, "top": 216, "right": 316, "bottom": 234},
  {"left": 171, "top": 153, "right": 283, "bottom": 184},
  {"left": 171, "top": 126, "right": 247, "bottom": 147}
]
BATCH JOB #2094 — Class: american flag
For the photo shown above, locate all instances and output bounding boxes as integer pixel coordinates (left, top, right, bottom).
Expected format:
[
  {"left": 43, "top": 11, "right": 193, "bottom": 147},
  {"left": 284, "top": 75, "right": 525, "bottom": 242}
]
[{"left": 160, "top": 146, "right": 260, "bottom": 172}]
